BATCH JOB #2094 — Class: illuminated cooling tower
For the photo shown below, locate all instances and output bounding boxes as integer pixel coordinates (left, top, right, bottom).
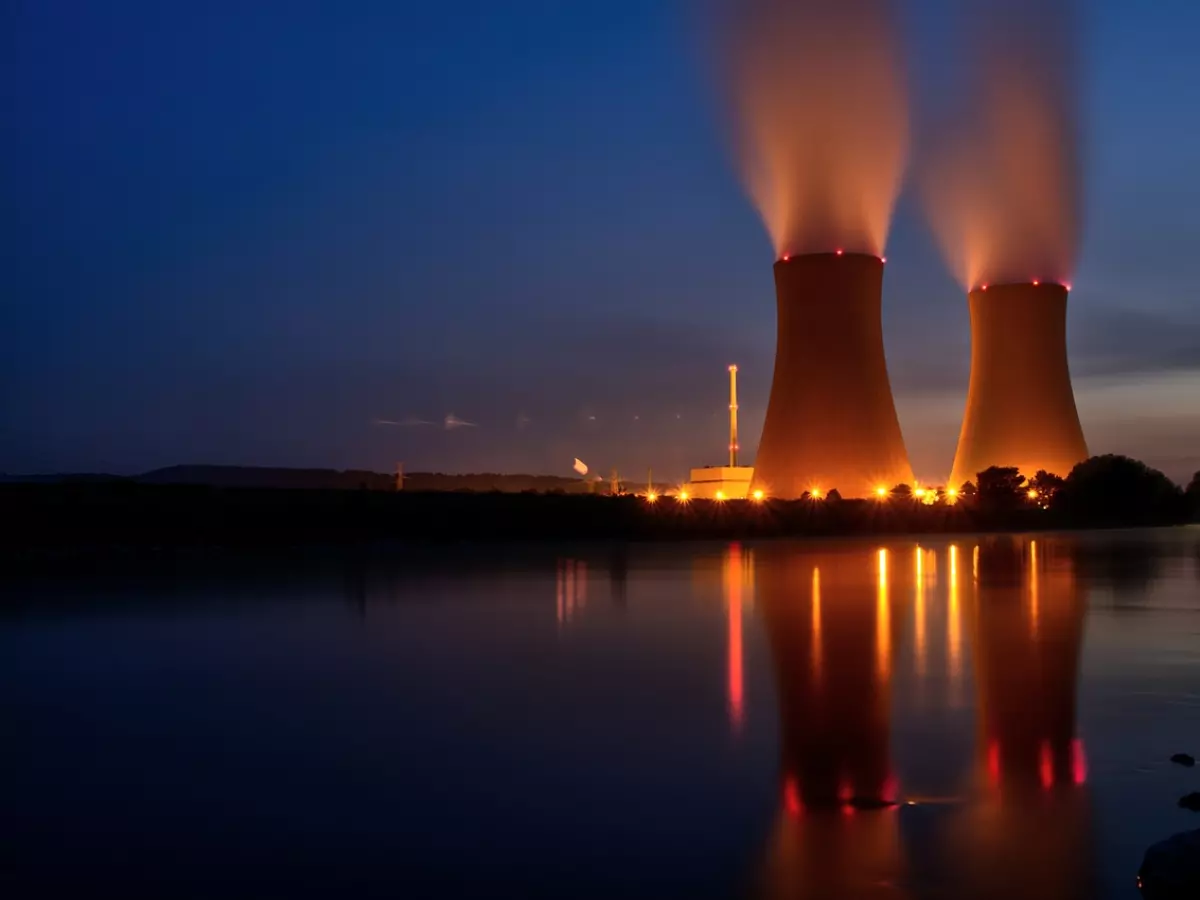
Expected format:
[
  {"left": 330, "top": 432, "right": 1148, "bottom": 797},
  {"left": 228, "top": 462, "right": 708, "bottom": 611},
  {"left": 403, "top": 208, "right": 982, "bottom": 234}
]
[
  {"left": 751, "top": 253, "right": 913, "bottom": 499},
  {"left": 949, "top": 282, "right": 1087, "bottom": 489}
]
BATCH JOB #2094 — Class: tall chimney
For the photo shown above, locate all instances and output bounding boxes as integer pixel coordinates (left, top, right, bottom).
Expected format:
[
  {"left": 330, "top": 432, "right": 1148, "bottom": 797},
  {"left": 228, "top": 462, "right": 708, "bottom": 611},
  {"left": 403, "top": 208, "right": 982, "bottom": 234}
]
[{"left": 729, "top": 364, "right": 740, "bottom": 468}]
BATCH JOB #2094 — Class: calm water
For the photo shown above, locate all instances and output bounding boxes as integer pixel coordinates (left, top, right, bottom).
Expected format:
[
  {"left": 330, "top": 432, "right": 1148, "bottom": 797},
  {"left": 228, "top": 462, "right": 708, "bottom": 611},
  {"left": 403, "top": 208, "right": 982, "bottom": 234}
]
[{"left": 4, "top": 529, "right": 1200, "bottom": 898}]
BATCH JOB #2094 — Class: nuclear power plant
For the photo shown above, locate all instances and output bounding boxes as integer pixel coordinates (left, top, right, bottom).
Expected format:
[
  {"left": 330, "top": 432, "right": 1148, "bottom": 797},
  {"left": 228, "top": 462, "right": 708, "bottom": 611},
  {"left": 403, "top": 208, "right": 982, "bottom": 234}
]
[
  {"left": 750, "top": 252, "right": 913, "bottom": 499},
  {"left": 715, "top": 0, "right": 914, "bottom": 499},
  {"left": 918, "top": 0, "right": 1088, "bottom": 489},
  {"left": 949, "top": 282, "right": 1088, "bottom": 489}
]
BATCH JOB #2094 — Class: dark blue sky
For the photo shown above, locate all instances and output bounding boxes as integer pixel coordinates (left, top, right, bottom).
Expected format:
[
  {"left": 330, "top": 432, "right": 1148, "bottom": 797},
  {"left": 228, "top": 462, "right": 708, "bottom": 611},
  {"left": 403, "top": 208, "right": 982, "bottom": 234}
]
[{"left": 4, "top": 0, "right": 1199, "bottom": 483}]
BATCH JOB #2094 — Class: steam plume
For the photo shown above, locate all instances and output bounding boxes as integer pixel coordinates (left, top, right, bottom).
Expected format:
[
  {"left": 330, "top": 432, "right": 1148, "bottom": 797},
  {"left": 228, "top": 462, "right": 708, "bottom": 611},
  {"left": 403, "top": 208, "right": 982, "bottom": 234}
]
[
  {"left": 921, "top": 0, "right": 1082, "bottom": 289},
  {"left": 716, "top": 0, "right": 909, "bottom": 258}
]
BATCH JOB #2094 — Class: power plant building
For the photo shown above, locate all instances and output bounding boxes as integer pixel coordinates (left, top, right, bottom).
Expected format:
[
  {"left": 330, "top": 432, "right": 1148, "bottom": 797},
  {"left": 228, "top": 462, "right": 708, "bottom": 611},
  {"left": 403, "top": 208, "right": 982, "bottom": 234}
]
[
  {"left": 683, "top": 465, "right": 754, "bottom": 500},
  {"left": 682, "top": 365, "right": 754, "bottom": 499},
  {"left": 949, "top": 282, "right": 1088, "bottom": 489},
  {"left": 751, "top": 252, "right": 914, "bottom": 499}
]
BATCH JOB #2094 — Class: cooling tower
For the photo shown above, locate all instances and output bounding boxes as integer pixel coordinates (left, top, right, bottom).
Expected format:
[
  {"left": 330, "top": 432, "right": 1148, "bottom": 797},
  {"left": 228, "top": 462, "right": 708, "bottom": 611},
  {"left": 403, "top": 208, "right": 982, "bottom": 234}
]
[
  {"left": 949, "top": 282, "right": 1087, "bottom": 490},
  {"left": 751, "top": 253, "right": 913, "bottom": 499}
]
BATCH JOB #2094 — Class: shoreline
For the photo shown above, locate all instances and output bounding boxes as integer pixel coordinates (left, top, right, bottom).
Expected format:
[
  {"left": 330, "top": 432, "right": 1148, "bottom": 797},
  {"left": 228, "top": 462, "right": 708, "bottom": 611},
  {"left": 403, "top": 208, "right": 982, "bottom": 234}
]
[{"left": 3, "top": 482, "right": 1192, "bottom": 561}]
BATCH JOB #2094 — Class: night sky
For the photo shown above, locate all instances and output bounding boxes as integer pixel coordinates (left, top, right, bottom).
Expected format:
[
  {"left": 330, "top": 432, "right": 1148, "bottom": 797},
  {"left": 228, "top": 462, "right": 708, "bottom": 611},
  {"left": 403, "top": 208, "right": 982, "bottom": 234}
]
[{"left": 4, "top": 0, "right": 1199, "bottom": 484}]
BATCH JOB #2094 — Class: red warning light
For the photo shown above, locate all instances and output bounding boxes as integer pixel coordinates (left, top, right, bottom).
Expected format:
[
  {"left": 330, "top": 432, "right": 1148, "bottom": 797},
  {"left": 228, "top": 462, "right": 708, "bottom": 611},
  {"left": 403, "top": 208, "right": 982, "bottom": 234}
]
[
  {"left": 784, "top": 777, "right": 802, "bottom": 816},
  {"left": 1071, "top": 739, "right": 1088, "bottom": 785},
  {"left": 1039, "top": 740, "right": 1054, "bottom": 790},
  {"left": 836, "top": 249, "right": 844, "bottom": 256},
  {"left": 1033, "top": 279, "right": 1041, "bottom": 286}
]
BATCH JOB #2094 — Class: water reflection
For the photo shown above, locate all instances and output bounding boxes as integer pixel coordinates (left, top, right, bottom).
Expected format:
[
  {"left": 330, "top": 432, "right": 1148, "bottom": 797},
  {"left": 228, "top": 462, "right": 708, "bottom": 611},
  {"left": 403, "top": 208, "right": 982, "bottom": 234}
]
[
  {"left": 724, "top": 543, "right": 751, "bottom": 733},
  {"left": 752, "top": 537, "right": 1093, "bottom": 898},
  {"left": 939, "top": 536, "right": 1096, "bottom": 900},
  {"left": 555, "top": 558, "right": 588, "bottom": 626},
  {"left": 948, "top": 544, "right": 963, "bottom": 704},
  {"left": 1071, "top": 538, "right": 1165, "bottom": 599},
  {"left": 3, "top": 532, "right": 1199, "bottom": 897},
  {"left": 755, "top": 543, "right": 907, "bottom": 898}
]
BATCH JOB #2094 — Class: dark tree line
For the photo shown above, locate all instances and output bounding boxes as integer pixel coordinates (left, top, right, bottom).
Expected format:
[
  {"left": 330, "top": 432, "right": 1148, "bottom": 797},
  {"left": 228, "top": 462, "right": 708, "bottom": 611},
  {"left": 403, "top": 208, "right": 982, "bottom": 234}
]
[
  {"left": 1, "top": 454, "right": 1195, "bottom": 557},
  {"left": 962, "top": 455, "right": 1193, "bottom": 526}
]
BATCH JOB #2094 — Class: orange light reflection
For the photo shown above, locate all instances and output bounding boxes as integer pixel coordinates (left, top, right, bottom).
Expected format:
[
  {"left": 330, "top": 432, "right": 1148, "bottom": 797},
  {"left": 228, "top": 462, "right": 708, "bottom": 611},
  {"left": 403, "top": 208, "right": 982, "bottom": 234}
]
[
  {"left": 948, "top": 546, "right": 963, "bottom": 702},
  {"left": 725, "top": 543, "right": 745, "bottom": 734},
  {"left": 915, "top": 546, "right": 926, "bottom": 678},
  {"left": 876, "top": 549, "right": 890, "bottom": 680},
  {"left": 811, "top": 566, "right": 822, "bottom": 683}
]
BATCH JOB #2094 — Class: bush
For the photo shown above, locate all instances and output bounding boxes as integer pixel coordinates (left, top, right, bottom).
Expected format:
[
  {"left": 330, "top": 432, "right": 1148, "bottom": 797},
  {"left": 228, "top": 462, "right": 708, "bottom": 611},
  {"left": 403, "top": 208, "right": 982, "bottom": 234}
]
[{"left": 1055, "top": 455, "right": 1187, "bottom": 526}]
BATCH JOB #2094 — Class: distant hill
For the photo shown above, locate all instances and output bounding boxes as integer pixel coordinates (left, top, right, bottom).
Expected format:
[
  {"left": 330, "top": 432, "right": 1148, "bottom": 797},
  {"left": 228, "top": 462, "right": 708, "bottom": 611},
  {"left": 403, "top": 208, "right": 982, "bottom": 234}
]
[
  {"left": 402, "top": 472, "right": 592, "bottom": 493},
  {"left": 0, "top": 473, "right": 127, "bottom": 484},
  {"left": 136, "top": 465, "right": 394, "bottom": 491},
  {"left": 3, "top": 465, "right": 604, "bottom": 493}
]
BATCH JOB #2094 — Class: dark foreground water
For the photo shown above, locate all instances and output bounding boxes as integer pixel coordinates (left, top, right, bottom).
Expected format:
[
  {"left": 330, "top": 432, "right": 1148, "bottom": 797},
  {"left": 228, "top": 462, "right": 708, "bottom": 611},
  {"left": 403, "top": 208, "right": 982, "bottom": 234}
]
[{"left": 4, "top": 528, "right": 1199, "bottom": 898}]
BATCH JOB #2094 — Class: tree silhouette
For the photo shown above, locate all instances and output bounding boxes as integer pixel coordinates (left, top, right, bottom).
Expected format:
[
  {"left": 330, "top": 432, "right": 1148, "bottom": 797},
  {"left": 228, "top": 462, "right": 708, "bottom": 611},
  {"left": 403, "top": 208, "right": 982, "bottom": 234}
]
[
  {"left": 1186, "top": 470, "right": 1200, "bottom": 521},
  {"left": 976, "top": 466, "right": 1026, "bottom": 510},
  {"left": 1055, "top": 455, "right": 1186, "bottom": 526},
  {"left": 1029, "top": 470, "right": 1066, "bottom": 505},
  {"left": 890, "top": 483, "right": 913, "bottom": 498}
]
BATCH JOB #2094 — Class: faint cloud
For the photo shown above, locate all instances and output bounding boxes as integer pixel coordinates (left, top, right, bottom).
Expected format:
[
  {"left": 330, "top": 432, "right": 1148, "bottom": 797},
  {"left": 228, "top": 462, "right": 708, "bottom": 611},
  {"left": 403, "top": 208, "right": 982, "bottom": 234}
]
[{"left": 374, "top": 417, "right": 437, "bottom": 427}]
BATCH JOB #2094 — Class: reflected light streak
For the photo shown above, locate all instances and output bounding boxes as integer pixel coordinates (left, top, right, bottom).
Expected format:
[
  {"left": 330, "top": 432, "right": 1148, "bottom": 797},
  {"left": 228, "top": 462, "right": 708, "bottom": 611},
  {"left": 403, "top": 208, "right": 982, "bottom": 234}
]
[
  {"left": 726, "top": 543, "right": 745, "bottom": 733},
  {"left": 1030, "top": 540, "right": 1040, "bottom": 636},
  {"left": 915, "top": 546, "right": 927, "bottom": 677},
  {"left": 557, "top": 559, "right": 587, "bottom": 626},
  {"left": 576, "top": 560, "right": 588, "bottom": 612},
  {"left": 948, "top": 546, "right": 963, "bottom": 702},
  {"left": 884, "top": 773, "right": 899, "bottom": 805},
  {"left": 1039, "top": 739, "right": 1055, "bottom": 790},
  {"left": 556, "top": 560, "right": 564, "bottom": 625},
  {"left": 987, "top": 740, "right": 1001, "bottom": 787},
  {"left": 877, "top": 548, "right": 890, "bottom": 680},
  {"left": 784, "top": 776, "right": 803, "bottom": 817},
  {"left": 811, "top": 566, "right": 823, "bottom": 683},
  {"left": 566, "top": 560, "right": 575, "bottom": 623},
  {"left": 1071, "top": 739, "right": 1088, "bottom": 785}
]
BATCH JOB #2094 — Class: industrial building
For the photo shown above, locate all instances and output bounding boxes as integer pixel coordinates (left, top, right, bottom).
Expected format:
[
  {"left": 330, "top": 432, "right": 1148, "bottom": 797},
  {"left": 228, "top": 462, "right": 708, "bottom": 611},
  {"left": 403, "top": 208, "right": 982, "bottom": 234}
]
[
  {"left": 681, "top": 365, "right": 754, "bottom": 499},
  {"left": 750, "top": 252, "right": 914, "bottom": 500},
  {"left": 949, "top": 282, "right": 1088, "bottom": 489},
  {"left": 683, "top": 466, "right": 755, "bottom": 501}
]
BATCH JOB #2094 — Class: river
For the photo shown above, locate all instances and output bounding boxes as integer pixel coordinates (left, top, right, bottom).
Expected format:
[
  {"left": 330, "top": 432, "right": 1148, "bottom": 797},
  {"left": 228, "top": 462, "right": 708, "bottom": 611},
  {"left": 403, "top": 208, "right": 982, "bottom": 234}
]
[{"left": 4, "top": 528, "right": 1199, "bottom": 897}]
